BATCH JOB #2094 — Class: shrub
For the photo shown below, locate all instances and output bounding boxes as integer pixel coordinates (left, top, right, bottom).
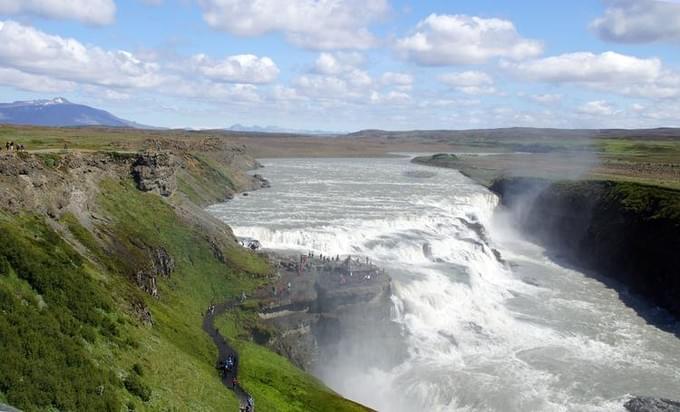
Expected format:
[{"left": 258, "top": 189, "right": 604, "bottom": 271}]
[
  {"left": 0, "top": 216, "right": 122, "bottom": 411},
  {"left": 132, "top": 363, "right": 144, "bottom": 377},
  {"left": 0, "top": 283, "right": 121, "bottom": 411},
  {"left": 123, "top": 374, "right": 151, "bottom": 402}
]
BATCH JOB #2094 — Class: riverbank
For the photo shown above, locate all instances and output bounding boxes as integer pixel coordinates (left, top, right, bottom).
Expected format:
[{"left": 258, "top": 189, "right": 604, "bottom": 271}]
[{"left": 0, "top": 141, "right": 369, "bottom": 411}]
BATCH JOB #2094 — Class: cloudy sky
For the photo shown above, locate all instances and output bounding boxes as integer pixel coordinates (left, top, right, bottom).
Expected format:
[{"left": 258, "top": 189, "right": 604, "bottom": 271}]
[{"left": 1, "top": 0, "right": 680, "bottom": 130}]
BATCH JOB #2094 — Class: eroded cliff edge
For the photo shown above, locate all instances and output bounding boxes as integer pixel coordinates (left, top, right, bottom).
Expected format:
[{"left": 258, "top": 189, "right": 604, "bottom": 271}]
[{"left": 489, "top": 177, "right": 680, "bottom": 320}]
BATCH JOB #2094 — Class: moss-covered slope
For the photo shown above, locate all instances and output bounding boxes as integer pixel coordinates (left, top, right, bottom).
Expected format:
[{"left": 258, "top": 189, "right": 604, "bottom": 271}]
[{"left": 0, "top": 146, "right": 367, "bottom": 411}]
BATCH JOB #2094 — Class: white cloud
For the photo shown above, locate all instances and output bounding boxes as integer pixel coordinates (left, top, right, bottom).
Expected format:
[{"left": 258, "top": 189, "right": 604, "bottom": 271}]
[
  {"left": 633, "top": 101, "right": 680, "bottom": 124},
  {"left": 314, "top": 52, "right": 364, "bottom": 75},
  {"left": 592, "top": 0, "right": 680, "bottom": 43},
  {"left": 0, "top": 20, "right": 164, "bottom": 89},
  {"left": 0, "top": 0, "right": 116, "bottom": 25},
  {"left": 0, "top": 20, "right": 280, "bottom": 105},
  {"left": 291, "top": 51, "right": 376, "bottom": 102},
  {"left": 631, "top": 103, "right": 646, "bottom": 112},
  {"left": 294, "top": 74, "right": 362, "bottom": 100},
  {"left": 439, "top": 71, "right": 496, "bottom": 95},
  {"left": 578, "top": 100, "right": 616, "bottom": 116},
  {"left": 503, "top": 51, "right": 680, "bottom": 99},
  {"left": 370, "top": 90, "right": 411, "bottom": 105},
  {"left": 172, "top": 81, "right": 262, "bottom": 103},
  {"left": 0, "top": 67, "right": 75, "bottom": 92},
  {"left": 272, "top": 85, "right": 307, "bottom": 102},
  {"left": 504, "top": 51, "right": 661, "bottom": 83},
  {"left": 191, "top": 54, "right": 279, "bottom": 84},
  {"left": 530, "top": 94, "right": 562, "bottom": 104},
  {"left": 197, "top": 0, "right": 389, "bottom": 50},
  {"left": 395, "top": 14, "right": 543, "bottom": 65},
  {"left": 381, "top": 72, "right": 413, "bottom": 86},
  {"left": 288, "top": 53, "right": 418, "bottom": 107}
]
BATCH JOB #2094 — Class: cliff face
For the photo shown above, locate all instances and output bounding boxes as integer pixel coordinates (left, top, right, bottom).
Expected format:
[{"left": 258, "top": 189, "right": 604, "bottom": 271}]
[
  {"left": 257, "top": 255, "right": 404, "bottom": 373},
  {"left": 490, "top": 178, "right": 680, "bottom": 319}
]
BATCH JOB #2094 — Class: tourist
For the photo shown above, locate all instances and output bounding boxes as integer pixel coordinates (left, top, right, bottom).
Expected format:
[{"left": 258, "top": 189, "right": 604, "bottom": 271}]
[{"left": 226, "top": 355, "right": 234, "bottom": 372}]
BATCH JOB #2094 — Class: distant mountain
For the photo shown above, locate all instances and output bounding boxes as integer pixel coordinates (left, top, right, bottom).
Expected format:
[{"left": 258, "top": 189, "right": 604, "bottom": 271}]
[
  {"left": 226, "top": 123, "right": 341, "bottom": 136},
  {"left": 347, "top": 127, "right": 680, "bottom": 140},
  {"left": 0, "top": 97, "right": 155, "bottom": 128}
]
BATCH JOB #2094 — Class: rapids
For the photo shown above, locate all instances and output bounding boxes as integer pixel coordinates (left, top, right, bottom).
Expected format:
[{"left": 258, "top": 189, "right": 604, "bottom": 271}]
[{"left": 207, "top": 157, "right": 680, "bottom": 412}]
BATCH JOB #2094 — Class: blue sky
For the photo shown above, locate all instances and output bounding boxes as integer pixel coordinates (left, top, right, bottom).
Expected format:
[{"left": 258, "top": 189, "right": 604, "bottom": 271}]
[{"left": 1, "top": 0, "right": 680, "bottom": 131}]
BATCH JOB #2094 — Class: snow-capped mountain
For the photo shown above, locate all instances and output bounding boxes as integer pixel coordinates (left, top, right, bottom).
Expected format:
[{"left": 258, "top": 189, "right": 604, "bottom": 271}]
[{"left": 0, "top": 97, "right": 151, "bottom": 128}]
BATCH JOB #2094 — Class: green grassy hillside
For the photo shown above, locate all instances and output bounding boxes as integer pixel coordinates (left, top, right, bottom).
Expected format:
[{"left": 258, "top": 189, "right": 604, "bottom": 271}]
[
  {"left": 0, "top": 149, "right": 366, "bottom": 411},
  {"left": 215, "top": 310, "right": 371, "bottom": 412}
]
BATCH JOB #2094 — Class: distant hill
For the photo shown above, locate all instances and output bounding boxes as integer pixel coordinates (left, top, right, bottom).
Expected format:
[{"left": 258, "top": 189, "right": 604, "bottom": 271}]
[
  {"left": 226, "top": 123, "right": 341, "bottom": 136},
  {"left": 347, "top": 127, "right": 680, "bottom": 141},
  {"left": 0, "top": 97, "right": 155, "bottom": 129}
]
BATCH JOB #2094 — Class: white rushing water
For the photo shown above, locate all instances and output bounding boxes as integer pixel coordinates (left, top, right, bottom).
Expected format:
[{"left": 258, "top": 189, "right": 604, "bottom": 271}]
[{"left": 207, "top": 157, "right": 680, "bottom": 412}]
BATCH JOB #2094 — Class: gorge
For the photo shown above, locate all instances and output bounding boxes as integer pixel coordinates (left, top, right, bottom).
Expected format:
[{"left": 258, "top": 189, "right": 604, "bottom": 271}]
[{"left": 208, "top": 156, "right": 680, "bottom": 411}]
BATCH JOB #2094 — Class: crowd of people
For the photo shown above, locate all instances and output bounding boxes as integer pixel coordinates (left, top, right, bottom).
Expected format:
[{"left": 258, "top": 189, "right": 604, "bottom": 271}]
[{"left": 2, "top": 141, "right": 25, "bottom": 152}]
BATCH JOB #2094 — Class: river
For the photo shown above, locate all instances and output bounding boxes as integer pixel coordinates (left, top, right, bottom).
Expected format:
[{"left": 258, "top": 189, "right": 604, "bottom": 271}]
[{"left": 207, "top": 157, "right": 680, "bottom": 412}]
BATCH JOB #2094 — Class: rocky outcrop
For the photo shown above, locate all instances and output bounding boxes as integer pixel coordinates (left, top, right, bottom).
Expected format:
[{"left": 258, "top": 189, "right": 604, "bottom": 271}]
[
  {"left": 490, "top": 177, "right": 680, "bottom": 319},
  {"left": 252, "top": 174, "right": 270, "bottom": 189},
  {"left": 255, "top": 255, "right": 404, "bottom": 372},
  {"left": 151, "top": 247, "right": 175, "bottom": 277},
  {"left": 132, "top": 151, "right": 177, "bottom": 197},
  {"left": 625, "top": 397, "right": 680, "bottom": 412},
  {"left": 135, "top": 247, "right": 175, "bottom": 298},
  {"left": 131, "top": 300, "right": 154, "bottom": 326}
]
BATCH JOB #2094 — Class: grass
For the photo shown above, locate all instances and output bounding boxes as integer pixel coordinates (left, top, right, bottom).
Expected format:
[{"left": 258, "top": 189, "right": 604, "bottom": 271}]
[
  {"left": 607, "top": 181, "right": 680, "bottom": 220},
  {"left": 0, "top": 214, "right": 123, "bottom": 412},
  {"left": 176, "top": 154, "right": 237, "bottom": 206},
  {"left": 95, "top": 177, "right": 264, "bottom": 411},
  {"left": 215, "top": 310, "right": 372, "bottom": 412},
  {"left": 598, "top": 139, "right": 680, "bottom": 158},
  {"left": 92, "top": 176, "right": 356, "bottom": 411},
  {"left": 0, "top": 130, "right": 365, "bottom": 411}
]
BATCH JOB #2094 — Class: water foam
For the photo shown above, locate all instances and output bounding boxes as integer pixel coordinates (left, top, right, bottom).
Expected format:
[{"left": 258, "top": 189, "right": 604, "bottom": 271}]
[{"left": 208, "top": 157, "right": 680, "bottom": 411}]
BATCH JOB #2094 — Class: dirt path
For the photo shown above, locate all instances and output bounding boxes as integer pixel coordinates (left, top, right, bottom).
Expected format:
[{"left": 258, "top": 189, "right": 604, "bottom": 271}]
[{"left": 202, "top": 300, "right": 254, "bottom": 411}]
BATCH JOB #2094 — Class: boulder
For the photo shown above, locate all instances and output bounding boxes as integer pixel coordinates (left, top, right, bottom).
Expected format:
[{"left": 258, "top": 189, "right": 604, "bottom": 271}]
[{"left": 253, "top": 174, "right": 271, "bottom": 189}]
